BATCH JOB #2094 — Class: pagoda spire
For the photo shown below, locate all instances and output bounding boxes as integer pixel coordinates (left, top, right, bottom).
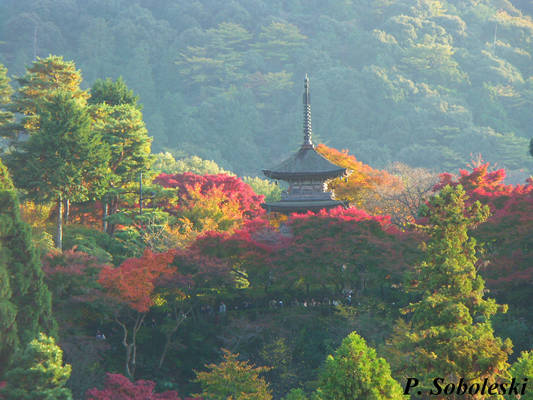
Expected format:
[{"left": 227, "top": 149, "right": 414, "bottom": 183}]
[
  {"left": 302, "top": 74, "right": 313, "bottom": 148},
  {"left": 261, "top": 75, "right": 348, "bottom": 214}
]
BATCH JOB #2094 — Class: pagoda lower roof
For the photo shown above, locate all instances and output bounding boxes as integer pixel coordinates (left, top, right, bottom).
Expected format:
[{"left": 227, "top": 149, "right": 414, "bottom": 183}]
[
  {"left": 263, "top": 145, "right": 347, "bottom": 180},
  {"left": 261, "top": 199, "right": 345, "bottom": 214}
]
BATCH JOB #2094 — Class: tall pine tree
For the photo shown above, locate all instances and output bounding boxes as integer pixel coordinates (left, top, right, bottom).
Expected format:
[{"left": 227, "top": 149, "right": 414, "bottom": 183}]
[
  {"left": 0, "top": 64, "right": 14, "bottom": 135},
  {"left": 6, "top": 91, "right": 110, "bottom": 249},
  {"left": 0, "top": 160, "right": 55, "bottom": 377},
  {"left": 8, "top": 55, "right": 89, "bottom": 136},
  {"left": 88, "top": 76, "right": 141, "bottom": 109},
  {"left": 0, "top": 159, "right": 18, "bottom": 377},
  {"left": 89, "top": 78, "right": 152, "bottom": 231},
  {"left": 387, "top": 185, "right": 512, "bottom": 399}
]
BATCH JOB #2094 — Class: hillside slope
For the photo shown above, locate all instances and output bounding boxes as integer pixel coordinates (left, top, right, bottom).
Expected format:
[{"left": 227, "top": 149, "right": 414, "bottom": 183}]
[{"left": 0, "top": 0, "right": 532, "bottom": 175}]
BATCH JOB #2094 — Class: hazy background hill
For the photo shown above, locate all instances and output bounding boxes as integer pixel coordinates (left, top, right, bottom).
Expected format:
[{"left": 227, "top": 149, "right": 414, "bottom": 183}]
[{"left": 1, "top": 0, "right": 532, "bottom": 176}]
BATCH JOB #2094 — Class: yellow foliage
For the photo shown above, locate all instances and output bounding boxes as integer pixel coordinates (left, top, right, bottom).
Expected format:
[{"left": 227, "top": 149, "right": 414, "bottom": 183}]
[
  {"left": 316, "top": 144, "right": 402, "bottom": 211},
  {"left": 19, "top": 201, "right": 55, "bottom": 254}
]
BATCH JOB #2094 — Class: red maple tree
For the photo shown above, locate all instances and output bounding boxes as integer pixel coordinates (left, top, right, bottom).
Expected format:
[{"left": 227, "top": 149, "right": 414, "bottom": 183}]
[
  {"left": 98, "top": 249, "right": 175, "bottom": 313},
  {"left": 155, "top": 172, "right": 264, "bottom": 220},
  {"left": 98, "top": 249, "right": 176, "bottom": 378},
  {"left": 86, "top": 373, "right": 190, "bottom": 400}
]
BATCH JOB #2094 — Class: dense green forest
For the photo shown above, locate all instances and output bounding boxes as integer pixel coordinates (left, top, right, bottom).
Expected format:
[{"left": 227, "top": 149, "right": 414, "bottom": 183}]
[{"left": 1, "top": 0, "right": 532, "bottom": 176}]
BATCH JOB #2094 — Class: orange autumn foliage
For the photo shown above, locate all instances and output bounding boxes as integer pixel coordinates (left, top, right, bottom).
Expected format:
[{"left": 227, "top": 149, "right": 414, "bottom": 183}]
[
  {"left": 316, "top": 144, "right": 401, "bottom": 211},
  {"left": 98, "top": 249, "right": 175, "bottom": 313}
]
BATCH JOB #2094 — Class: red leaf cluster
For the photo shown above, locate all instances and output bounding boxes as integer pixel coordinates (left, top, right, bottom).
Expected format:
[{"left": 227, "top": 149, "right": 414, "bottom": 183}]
[
  {"left": 154, "top": 172, "right": 264, "bottom": 219},
  {"left": 277, "top": 207, "right": 418, "bottom": 288},
  {"left": 43, "top": 248, "right": 105, "bottom": 277},
  {"left": 98, "top": 249, "right": 175, "bottom": 312},
  {"left": 86, "top": 373, "right": 191, "bottom": 400},
  {"left": 187, "top": 208, "right": 419, "bottom": 292},
  {"left": 42, "top": 249, "right": 106, "bottom": 304},
  {"left": 166, "top": 246, "right": 233, "bottom": 292}
]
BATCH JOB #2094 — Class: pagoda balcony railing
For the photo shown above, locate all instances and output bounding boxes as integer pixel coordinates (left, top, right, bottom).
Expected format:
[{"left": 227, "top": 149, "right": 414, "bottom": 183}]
[{"left": 281, "top": 191, "right": 334, "bottom": 201}]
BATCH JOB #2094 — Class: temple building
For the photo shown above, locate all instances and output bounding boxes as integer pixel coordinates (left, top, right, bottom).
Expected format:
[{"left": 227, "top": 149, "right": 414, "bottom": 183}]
[{"left": 262, "top": 75, "right": 348, "bottom": 214}]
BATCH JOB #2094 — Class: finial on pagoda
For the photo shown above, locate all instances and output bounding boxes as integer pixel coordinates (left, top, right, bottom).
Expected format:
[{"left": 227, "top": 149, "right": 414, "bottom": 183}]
[{"left": 302, "top": 74, "right": 313, "bottom": 148}]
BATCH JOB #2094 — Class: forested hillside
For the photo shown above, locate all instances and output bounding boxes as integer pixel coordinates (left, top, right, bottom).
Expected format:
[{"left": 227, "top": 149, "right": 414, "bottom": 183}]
[{"left": 1, "top": 0, "right": 532, "bottom": 176}]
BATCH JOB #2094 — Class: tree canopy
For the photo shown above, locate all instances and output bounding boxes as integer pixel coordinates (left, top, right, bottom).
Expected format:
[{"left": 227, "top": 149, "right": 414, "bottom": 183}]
[
  {"left": 387, "top": 185, "right": 512, "bottom": 395},
  {"left": 316, "top": 332, "right": 406, "bottom": 400},
  {"left": 1, "top": 0, "right": 532, "bottom": 175}
]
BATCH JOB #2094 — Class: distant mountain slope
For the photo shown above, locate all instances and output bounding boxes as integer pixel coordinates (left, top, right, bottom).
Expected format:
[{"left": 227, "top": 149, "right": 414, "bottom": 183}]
[{"left": 0, "top": 0, "right": 532, "bottom": 175}]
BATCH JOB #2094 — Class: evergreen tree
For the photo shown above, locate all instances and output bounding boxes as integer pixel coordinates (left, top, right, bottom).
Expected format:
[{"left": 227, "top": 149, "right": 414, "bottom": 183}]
[
  {"left": 195, "top": 349, "right": 272, "bottom": 400},
  {"left": 0, "top": 158, "right": 18, "bottom": 377},
  {"left": 92, "top": 103, "right": 152, "bottom": 188},
  {"left": 508, "top": 351, "right": 533, "bottom": 400},
  {"left": 6, "top": 91, "right": 110, "bottom": 249},
  {"left": 387, "top": 185, "right": 512, "bottom": 399},
  {"left": 0, "top": 64, "right": 14, "bottom": 134},
  {"left": 0, "top": 157, "right": 13, "bottom": 190},
  {"left": 8, "top": 55, "right": 89, "bottom": 136},
  {"left": 89, "top": 80, "right": 152, "bottom": 231},
  {"left": 0, "top": 187, "right": 55, "bottom": 364},
  {"left": 0, "top": 333, "right": 72, "bottom": 400},
  {"left": 88, "top": 76, "right": 141, "bottom": 108},
  {"left": 315, "top": 332, "right": 406, "bottom": 400},
  {"left": 0, "top": 238, "right": 18, "bottom": 378}
]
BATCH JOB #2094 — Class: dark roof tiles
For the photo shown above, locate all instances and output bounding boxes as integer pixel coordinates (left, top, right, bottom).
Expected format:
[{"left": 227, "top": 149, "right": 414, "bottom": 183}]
[{"left": 263, "top": 145, "right": 347, "bottom": 180}]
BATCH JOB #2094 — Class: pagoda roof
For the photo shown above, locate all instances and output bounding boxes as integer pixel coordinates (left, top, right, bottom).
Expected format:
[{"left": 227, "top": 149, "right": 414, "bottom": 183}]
[{"left": 263, "top": 145, "right": 347, "bottom": 180}]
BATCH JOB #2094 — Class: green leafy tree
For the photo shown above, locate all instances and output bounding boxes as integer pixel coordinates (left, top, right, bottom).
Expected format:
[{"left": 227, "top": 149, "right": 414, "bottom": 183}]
[
  {"left": 195, "top": 348, "right": 272, "bottom": 400},
  {"left": 6, "top": 91, "right": 110, "bottom": 249},
  {"left": 315, "top": 332, "right": 406, "bottom": 400},
  {"left": 253, "top": 21, "right": 306, "bottom": 65},
  {"left": 243, "top": 176, "right": 281, "bottom": 202},
  {"left": 0, "top": 64, "right": 14, "bottom": 134},
  {"left": 0, "top": 238, "right": 17, "bottom": 378},
  {"left": 89, "top": 78, "right": 153, "bottom": 231},
  {"left": 387, "top": 185, "right": 512, "bottom": 399},
  {"left": 152, "top": 153, "right": 234, "bottom": 175},
  {"left": 0, "top": 183, "right": 55, "bottom": 376},
  {"left": 92, "top": 103, "right": 152, "bottom": 187},
  {"left": 88, "top": 76, "right": 140, "bottom": 109},
  {"left": 8, "top": 55, "right": 89, "bottom": 136},
  {"left": 507, "top": 351, "right": 533, "bottom": 400},
  {"left": 0, "top": 157, "right": 13, "bottom": 190},
  {"left": 282, "top": 389, "right": 308, "bottom": 400},
  {"left": 0, "top": 333, "right": 72, "bottom": 400},
  {"left": 177, "top": 22, "right": 252, "bottom": 88},
  {"left": 0, "top": 160, "right": 17, "bottom": 376}
]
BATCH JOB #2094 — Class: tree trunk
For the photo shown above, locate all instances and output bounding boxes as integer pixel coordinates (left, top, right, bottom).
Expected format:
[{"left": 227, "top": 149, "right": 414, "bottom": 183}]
[
  {"left": 116, "top": 313, "right": 145, "bottom": 379},
  {"left": 55, "top": 195, "right": 63, "bottom": 250},
  {"left": 158, "top": 307, "right": 189, "bottom": 369},
  {"left": 64, "top": 198, "right": 70, "bottom": 224},
  {"left": 130, "top": 313, "right": 145, "bottom": 378},
  {"left": 107, "top": 197, "right": 119, "bottom": 235},
  {"left": 103, "top": 202, "right": 108, "bottom": 232}
]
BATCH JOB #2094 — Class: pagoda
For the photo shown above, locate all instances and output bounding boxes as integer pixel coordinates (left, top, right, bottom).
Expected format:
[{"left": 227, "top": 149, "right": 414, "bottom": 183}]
[{"left": 262, "top": 75, "right": 348, "bottom": 214}]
